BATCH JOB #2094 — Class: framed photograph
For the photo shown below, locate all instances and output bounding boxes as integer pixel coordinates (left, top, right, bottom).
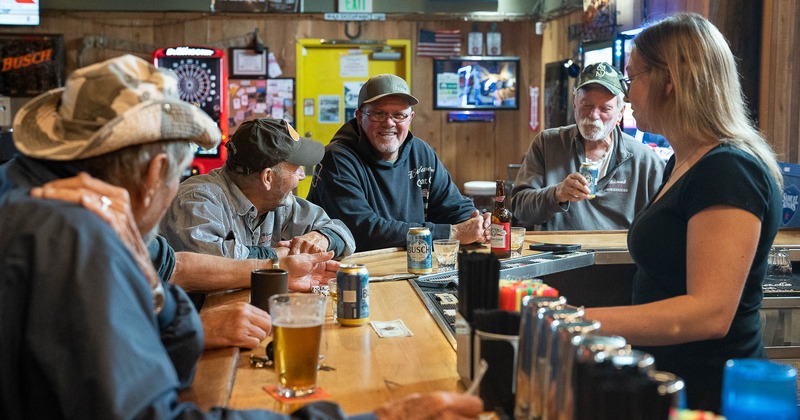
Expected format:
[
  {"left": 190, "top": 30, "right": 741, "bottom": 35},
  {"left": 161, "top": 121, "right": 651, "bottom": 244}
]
[{"left": 229, "top": 47, "right": 268, "bottom": 78}]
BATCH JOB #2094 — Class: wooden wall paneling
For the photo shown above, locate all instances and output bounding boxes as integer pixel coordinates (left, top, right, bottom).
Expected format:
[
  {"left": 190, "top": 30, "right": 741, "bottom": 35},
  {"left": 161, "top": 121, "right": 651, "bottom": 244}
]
[{"left": 760, "top": 0, "right": 800, "bottom": 162}]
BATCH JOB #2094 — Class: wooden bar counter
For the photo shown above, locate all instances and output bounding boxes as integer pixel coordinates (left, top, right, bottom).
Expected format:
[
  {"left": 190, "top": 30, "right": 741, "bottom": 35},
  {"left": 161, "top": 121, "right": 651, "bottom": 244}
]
[{"left": 180, "top": 228, "right": 800, "bottom": 414}]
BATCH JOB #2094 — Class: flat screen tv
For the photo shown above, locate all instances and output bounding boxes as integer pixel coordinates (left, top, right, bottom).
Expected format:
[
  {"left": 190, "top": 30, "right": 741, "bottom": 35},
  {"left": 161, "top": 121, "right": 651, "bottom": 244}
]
[
  {"left": 433, "top": 56, "right": 519, "bottom": 110},
  {"left": 0, "top": 0, "right": 40, "bottom": 26}
]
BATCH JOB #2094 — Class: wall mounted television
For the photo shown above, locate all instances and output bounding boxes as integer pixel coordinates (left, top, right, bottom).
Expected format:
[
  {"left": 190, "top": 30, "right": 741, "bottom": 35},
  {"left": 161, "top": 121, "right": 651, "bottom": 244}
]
[
  {"left": 0, "top": 0, "right": 40, "bottom": 26},
  {"left": 433, "top": 56, "right": 519, "bottom": 110}
]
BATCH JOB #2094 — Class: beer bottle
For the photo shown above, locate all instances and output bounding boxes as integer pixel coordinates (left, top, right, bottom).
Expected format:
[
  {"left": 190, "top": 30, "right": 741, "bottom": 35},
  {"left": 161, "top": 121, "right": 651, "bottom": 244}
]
[{"left": 491, "top": 179, "right": 512, "bottom": 258}]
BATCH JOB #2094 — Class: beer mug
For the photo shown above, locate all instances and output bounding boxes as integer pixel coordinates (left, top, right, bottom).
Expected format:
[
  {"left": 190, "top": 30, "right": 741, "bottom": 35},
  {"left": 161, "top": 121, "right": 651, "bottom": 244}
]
[{"left": 269, "top": 293, "right": 327, "bottom": 398}]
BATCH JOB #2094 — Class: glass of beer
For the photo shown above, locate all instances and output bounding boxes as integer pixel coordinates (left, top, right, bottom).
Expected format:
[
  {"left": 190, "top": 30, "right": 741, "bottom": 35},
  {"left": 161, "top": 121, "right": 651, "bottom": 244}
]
[{"left": 269, "top": 293, "right": 327, "bottom": 398}]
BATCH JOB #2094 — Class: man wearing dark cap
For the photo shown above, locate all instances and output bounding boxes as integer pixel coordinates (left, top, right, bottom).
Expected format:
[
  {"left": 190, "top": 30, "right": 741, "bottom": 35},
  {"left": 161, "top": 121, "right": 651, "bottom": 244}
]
[
  {"left": 511, "top": 62, "right": 665, "bottom": 230},
  {"left": 307, "top": 73, "right": 491, "bottom": 251},
  {"left": 161, "top": 117, "right": 355, "bottom": 261}
]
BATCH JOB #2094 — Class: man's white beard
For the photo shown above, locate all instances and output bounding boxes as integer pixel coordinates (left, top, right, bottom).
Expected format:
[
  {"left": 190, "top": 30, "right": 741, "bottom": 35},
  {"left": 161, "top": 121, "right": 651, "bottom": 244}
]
[{"left": 578, "top": 117, "right": 613, "bottom": 142}]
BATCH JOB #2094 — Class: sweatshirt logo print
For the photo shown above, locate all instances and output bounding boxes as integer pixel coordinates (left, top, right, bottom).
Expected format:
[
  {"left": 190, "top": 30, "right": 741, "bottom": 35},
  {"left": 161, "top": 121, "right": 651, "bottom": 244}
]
[{"left": 409, "top": 166, "right": 435, "bottom": 187}]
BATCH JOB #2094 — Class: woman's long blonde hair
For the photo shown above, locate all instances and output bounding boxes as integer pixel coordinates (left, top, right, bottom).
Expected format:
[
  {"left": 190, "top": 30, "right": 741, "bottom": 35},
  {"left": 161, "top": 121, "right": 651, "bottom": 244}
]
[{"left": 634, "top": 12, "right": 782, "bottom": 187}]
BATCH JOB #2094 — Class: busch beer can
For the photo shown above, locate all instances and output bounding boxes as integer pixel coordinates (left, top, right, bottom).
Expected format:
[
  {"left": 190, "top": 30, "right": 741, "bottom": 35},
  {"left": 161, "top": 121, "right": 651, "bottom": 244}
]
[
  {"left": 337, "top": 263, "right": 369, "bottom": 327},
  {"left": 407, "top": 227, "right": 432, "bottom": 274},
  {"left": 580, "top": 160, "right": 599, "bottom": 199}
]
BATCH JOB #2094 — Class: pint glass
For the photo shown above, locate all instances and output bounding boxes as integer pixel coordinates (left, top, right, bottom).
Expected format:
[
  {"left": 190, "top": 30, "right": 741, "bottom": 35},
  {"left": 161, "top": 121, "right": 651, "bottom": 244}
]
[{"left": 269, "top": 293, "right": 327, "bottom": 398}]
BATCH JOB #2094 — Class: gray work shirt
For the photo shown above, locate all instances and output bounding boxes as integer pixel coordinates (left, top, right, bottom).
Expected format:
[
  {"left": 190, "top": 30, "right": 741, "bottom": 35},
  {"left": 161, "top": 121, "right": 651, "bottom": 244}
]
[
  {"left": 511, "top": 125, "right": 665, "bottom": 230},
  {"left": 160, "top": 168, "right": 356, "bottom": 259}
]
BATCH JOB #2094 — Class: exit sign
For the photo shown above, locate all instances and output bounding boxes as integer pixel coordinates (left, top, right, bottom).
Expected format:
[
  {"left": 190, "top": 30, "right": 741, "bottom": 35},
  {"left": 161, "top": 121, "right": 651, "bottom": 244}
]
[{"left": 338, "top": 0, "right": 372, "bottom": 12}]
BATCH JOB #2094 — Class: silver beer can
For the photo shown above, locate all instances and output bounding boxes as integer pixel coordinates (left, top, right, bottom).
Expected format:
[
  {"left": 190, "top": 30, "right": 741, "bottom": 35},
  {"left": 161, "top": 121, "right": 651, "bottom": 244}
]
[{"left": 407, "top": 227, "right": 432, "bottom": 274}]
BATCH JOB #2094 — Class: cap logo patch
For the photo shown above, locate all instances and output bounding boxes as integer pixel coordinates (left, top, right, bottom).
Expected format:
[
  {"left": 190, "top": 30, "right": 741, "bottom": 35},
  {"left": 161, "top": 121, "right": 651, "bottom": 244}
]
[
  {"left": 594, "top": 65, "right": 607, "bottom": 78},
  {"left": 286, "top": 122, "right": 300, "bottom": 142}
]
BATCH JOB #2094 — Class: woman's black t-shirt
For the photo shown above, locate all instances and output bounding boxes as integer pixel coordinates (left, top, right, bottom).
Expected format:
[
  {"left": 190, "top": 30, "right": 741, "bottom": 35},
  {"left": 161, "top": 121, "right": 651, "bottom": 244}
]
[{"left": 627, "top": 143, "right": 781, "bottom": 412}]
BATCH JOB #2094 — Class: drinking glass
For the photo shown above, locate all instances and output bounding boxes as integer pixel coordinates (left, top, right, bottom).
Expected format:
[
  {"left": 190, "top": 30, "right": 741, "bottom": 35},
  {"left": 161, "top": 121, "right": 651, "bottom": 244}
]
[
  {"left": 328, "top": 278, "right": 338, "bottom": 324},
  {"left": 269, "top": 293, "right": 327, "bottom": 398},
  {"left": 767, "top": 247, "right": 793, "bottom": 279},
  {"left": 433, "top": 239, "right": 460, "bottom": 272},
  {"left": 721, "top": 358, "right": 798, "bottom": 420},
  {"left": 510, "top": 227, "right": 526, "bottom": 257}
]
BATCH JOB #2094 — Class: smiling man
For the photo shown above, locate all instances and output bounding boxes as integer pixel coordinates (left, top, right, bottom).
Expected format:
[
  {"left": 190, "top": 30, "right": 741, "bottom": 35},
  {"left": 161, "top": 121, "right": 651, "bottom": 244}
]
[
  {"left": 511, "top": 62, "right": 665, "bottom": 230},
  {"left": 307, "top": 74, "right": 491, "bottom": 251}
]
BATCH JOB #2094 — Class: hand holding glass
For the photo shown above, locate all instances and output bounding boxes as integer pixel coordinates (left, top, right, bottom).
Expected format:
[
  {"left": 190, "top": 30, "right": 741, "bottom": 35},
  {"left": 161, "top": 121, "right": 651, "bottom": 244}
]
[
  {"left": 433, "top": 239, "right": 460, "bottom": 272},
  {"left": 269, "top": 293, "right": 327, "bottom": 398}
]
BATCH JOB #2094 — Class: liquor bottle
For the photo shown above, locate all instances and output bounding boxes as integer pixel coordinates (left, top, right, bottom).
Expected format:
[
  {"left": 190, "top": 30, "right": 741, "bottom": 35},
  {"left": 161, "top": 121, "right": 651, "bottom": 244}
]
[{"left": 491, "top": 179, "right": 512, "bottom": 258}]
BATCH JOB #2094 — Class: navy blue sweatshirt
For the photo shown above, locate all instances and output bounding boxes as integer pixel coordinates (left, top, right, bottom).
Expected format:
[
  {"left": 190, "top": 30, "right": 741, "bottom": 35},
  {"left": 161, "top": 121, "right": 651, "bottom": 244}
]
[{"left": 307, "top": 119, "right": 476, "bottom": 251}]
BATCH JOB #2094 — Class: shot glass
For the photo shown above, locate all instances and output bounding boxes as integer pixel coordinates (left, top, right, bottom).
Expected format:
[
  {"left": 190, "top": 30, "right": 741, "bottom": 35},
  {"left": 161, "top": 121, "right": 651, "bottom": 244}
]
[
  {"left": 433, "top": 239, "right": 460, "bottom": 272},
  {"left": 328, "top": 278, "right": 338, "bottom": 324},
  {"left": 510, "top": 227, "right": 526, "bottom": 257},
  {"left": 269, "top": 293, "right": 327, "bottom": 398}
]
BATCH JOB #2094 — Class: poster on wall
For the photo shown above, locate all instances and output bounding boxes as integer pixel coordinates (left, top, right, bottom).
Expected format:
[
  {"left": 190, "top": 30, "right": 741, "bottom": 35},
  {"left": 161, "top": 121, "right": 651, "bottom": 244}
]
[
  {"left": 0, "top": 33, "right": 65, "bottom": 97},
  {"left": 543, "top": 62, "right": 569, "bottom": 129},
  {"left": 343, "top": 81, "right": 363, "bottom": 122},
  {"left": 229, "top": 78, "right": 295, "bottom": 133},
  {"left": 318, "top": 95, "right": 340, "bottom": 124},
  {"left": 582, "top": 0, "right": 615, "bottom": 41}
]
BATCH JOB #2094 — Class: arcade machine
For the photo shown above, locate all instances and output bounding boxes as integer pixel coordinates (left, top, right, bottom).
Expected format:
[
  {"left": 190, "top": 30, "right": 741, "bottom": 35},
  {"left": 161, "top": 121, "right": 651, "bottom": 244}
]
[{"left": 153, "top": 46, "right": 228, "bottom": 176}]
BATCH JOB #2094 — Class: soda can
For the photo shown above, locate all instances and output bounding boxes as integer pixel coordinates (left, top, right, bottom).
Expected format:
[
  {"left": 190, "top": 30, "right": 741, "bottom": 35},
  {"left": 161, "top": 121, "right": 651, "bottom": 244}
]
[
  {"left": 407, "top": 227, "right": 432, "bottom": 274},
  {"left": 336, "top": 263, "right": 369, "bottom": 327},
  {"left": 580, "top": 160, "right": 599, "bottom": 199}
]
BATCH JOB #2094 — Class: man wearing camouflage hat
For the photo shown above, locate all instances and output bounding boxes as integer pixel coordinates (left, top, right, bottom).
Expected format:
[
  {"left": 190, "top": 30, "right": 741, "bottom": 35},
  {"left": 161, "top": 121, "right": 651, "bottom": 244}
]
[
  {"left": 511, "top": 62, "right": 665, "bottom": 230},
  {"left": 161, "top": 117, "right": 355, "bottom": 261},
  {"left": 307, "top": 73, "right": 492, "bottom": 251}
]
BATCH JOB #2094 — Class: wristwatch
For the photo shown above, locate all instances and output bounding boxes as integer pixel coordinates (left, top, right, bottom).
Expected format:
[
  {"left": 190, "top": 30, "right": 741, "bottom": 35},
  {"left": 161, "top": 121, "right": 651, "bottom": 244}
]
[{"left": 152, "top": 281, "right": 166, "bottom": 315}]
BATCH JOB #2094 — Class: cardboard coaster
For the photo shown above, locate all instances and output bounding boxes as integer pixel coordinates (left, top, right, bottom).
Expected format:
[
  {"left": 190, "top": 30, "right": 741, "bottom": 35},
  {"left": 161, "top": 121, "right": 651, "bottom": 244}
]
[{"left": 263, "top": 385, "right": 331, "bottom": 404}]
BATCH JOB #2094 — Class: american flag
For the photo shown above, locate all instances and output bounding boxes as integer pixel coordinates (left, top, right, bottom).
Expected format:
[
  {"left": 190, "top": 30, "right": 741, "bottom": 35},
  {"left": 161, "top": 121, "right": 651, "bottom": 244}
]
[{"left": 417, "top": 29, "right": 461, "bottom": 57}]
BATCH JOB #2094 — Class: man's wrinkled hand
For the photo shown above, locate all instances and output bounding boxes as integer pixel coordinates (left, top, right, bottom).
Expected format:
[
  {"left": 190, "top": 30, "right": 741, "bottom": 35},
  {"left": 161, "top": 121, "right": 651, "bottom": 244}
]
[
  {"left": 374, "top": 391, "right": 483, "bottom": 420},
  {"left": 283, "top": 251, "right": 339, "bottom": 292},
  {"left": 277, "top": 231, "right": 329, "bottom": 255},
  {"left": 200, "top": 301, "right": 271, "bottom": 350}
]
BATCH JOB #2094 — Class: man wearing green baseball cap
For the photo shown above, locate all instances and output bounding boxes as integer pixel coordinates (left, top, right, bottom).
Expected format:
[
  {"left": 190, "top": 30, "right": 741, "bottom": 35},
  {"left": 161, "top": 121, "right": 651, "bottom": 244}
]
[
  {"left": 512, "top": 62, "right": 665, "bottom": 230},
  {"left": 307, "top": 73, "right": 492, "bottom": 251}
]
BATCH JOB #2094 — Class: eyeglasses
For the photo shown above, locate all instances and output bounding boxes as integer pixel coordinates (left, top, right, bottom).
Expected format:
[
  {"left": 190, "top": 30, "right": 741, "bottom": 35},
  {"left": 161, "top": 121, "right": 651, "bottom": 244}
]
[
  {"left": 364, "top": 110, "right": 410, "bottom": 123},
  {"left": 620, "top": 70, "right": 648, "bottom": 96}
]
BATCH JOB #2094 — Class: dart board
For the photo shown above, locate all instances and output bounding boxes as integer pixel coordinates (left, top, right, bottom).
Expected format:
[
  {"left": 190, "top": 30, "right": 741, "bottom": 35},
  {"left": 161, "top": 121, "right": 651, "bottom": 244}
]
[{"left": 153, "top": 46, "right": 228, "bottom": 174}]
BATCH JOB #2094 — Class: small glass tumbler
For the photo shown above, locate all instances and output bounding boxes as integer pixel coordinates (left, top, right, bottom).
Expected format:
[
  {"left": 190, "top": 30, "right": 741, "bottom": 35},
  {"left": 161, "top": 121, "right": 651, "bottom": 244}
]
[
  {"left": 328, "top": 278, "right": 338, "bottom": 324},
  {"left": 510, "top": 227, "right": 526, "bottom": 257},
  {"left": 433, "top": 239, "right": 460, "bottom": 272},
  {"left": 767, "top": 247, "right": 793, "bottom": 279}
]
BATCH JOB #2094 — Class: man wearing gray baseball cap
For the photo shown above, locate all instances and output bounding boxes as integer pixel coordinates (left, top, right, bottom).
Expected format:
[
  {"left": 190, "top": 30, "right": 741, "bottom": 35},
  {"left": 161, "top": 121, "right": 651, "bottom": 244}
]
[
  {"left": 512, "top": 62, "right": 665, "bottom": 230},
  {"left": 0, "top": 55, "right": 481, "bottom": 419},
  {"left": 307, "top": 73, "right": 491, "bottom": 251},
  {"left": 161, "top": 117, "right": 356, "bottom": 261}
]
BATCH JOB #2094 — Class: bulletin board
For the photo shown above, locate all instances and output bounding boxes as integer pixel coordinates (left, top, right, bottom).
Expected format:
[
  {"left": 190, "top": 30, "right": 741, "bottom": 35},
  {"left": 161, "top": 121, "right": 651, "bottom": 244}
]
[{"left": 228, "top": 78, "right": 295, "bottom": 134}]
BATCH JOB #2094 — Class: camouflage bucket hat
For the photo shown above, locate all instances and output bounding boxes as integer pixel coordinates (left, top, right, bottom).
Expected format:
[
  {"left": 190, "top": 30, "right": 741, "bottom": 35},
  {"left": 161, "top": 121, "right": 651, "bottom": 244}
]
[
  {"left": 575, "top": 62, "right": 624, "bottom": 96},
  {"left": 13, "top": 54, "right": 221, "bottom": 160}
]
